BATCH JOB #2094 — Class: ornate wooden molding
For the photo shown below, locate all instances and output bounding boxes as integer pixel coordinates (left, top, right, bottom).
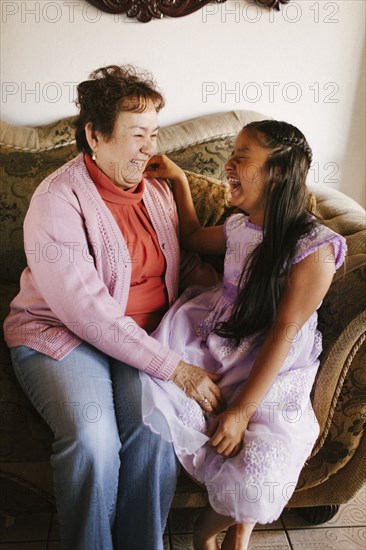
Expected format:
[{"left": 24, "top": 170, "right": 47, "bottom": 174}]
[{"left": 85, "top": 1, "right": 289, "bottom": 23}]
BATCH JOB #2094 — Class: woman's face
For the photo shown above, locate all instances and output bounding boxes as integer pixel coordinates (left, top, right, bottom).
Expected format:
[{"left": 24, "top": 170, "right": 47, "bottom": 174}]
[
  {"left": 225, "top": 129, "right": 269, "bottom": 225},
  {"left": 87, "top": 102, "right": 159, "bottom": 189}
]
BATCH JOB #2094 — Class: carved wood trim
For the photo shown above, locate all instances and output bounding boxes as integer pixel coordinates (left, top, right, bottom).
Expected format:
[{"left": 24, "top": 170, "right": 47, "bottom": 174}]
[{"left": 85, "top": 1, "right": 289, "bottom": 23}]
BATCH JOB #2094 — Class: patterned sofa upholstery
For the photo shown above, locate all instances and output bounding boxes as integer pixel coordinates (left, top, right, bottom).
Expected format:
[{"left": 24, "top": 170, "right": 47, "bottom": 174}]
[{"left": 0, "top": 110, "right": 365, "bottom": 522}]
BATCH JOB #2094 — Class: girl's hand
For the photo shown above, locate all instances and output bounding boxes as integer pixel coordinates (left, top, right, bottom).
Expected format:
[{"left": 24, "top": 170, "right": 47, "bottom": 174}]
[
  {"left": 207, "top": 408, "right": 248, "bottom": 457},
  {"left": 145, "top": 154, "right": 226, "bottom": 256},
  {"left": 143, "top": 154, "right": 187, "bottom": 183}
]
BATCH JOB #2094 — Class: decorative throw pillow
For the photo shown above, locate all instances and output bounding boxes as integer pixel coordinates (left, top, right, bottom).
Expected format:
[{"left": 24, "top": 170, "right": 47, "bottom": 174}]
[
  {"left": 167, "top": 136, "right": 234, "bottom": 181},
  {"left": 0, "top": 145, "right": 78, "bottom": 283},
  {"left": 185, "top": 170, "right": 317, "bottom": 226},
  {"left": 185, "top": 170, "right": 232, "bottom": 228}
]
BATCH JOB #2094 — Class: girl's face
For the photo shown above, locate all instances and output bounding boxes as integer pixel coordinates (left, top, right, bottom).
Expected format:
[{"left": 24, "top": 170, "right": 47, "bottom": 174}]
[
  {"left": 225, "top": 129, "right": 269, "bottom": 226},
  {"left": 86, "top": 102, "right": 159, "bottom": 189}
]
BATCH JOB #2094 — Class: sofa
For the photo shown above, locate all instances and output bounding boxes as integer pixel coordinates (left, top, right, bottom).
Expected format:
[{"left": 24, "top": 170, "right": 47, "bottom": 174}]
[{"left": 0, "top": 110, "right": 365, "bottom": 525}]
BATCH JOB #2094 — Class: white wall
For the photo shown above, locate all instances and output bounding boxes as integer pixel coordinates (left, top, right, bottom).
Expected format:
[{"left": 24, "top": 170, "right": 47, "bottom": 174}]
[{"left": 1, "top": 0, "right": 365, "bottom": 206}]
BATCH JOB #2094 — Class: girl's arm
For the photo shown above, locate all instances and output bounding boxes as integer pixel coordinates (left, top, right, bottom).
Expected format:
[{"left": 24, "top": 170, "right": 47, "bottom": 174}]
[
  {"left": 209, "top": 243, "right": 337, "bottom": 457},
  {"left": 144, "top": 155, "right": 226, "bottom": 255}
]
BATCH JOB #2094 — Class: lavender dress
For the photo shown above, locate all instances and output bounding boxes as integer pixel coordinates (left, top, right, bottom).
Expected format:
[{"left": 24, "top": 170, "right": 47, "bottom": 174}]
[{"left": 140, "top": 214, "right": 347, "bottom": 524}]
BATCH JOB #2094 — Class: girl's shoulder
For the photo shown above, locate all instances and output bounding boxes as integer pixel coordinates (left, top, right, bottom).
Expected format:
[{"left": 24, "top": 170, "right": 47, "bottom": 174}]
[
  {"left": 224, "top": 212, "right": 263, "bottom": 235},
  {"left": 293, "top": 222, "right": 347, "bottom": 271}
]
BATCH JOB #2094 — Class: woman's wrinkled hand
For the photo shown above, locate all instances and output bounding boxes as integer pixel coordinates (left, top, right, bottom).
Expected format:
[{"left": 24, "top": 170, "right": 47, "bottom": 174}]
[
  {"left": 143, "top": 154, "right": 187, "bottom": 183},
  {"left": 170, "top": 361, "right": 225, "bottom": 414},
  {"left": 207, "top": 409, "right": 248, "bottom": 457}
]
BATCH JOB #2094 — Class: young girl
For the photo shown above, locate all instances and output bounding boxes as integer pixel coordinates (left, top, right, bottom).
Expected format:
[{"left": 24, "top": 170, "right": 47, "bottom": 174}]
[{"left": 141, "top": 120, "right": 347, "bottom": 550}]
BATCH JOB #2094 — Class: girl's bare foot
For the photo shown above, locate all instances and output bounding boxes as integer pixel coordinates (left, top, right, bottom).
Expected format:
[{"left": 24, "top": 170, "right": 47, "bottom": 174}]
[{"left": 221, "top": 522, "right": 255, "bottom": 550}]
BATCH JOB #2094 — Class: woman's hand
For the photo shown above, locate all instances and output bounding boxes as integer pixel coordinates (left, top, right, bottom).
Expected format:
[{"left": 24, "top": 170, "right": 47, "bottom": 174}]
[
  {"left": 170, "top": 361, "right": 225, "bottom": 414},
  {"left": 143, "top": 154, "right": 187, "bottom": 183},
  {"left": 207, "top": 408, "right": 248, "bottom": 457}
]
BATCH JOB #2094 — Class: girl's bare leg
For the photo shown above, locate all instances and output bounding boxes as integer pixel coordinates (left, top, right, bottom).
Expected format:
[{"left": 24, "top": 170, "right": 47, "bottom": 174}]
[
  {"left": 221, "top": 522, "right": 255, "bottom": 550},
  {"left": 193, "top": 504, "right": 235, "bottom": 550}
]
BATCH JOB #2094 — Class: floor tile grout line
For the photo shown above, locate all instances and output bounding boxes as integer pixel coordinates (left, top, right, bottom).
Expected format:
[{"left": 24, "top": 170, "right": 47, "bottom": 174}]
[
  {"left": 168, "top": 528, "right": 286, "bottom": 535},
  {"left": 283, "top": 524, "right": 366, "bottom": 531},
  {"left": 284, "top": 529, "right": 294, "bottom": 550},
  {"left": 281, "top": 516, "right": 295, "bottom": 550},
  {"left": 45, "top": 512, "right": 54, "bottom": 550}
]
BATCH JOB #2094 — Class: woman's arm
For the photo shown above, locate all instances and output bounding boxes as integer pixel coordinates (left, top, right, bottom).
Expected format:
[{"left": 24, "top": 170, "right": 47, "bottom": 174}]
[
  {"left": 144, "top": 155, "right": 226, "bottom": 255},
  {"left": 22, "top": 190, "right": 224, "bottom": 413},
  {"left": 208, "top": 244, "right": 337, "bottom": 457}
]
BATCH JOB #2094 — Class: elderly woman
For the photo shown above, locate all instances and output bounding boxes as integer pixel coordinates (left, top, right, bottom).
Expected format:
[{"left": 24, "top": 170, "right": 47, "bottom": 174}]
[{"left": 3, "top": 65, "right": 223, "bottom": 550}]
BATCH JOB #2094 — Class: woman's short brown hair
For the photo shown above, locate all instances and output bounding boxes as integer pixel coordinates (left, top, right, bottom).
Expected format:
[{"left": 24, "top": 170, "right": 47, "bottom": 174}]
[{"left": 73, "top": 65, "right": 165, "bottom": 155}]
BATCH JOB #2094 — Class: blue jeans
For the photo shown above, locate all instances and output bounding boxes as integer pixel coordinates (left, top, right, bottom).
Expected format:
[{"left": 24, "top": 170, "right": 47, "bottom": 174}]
[{"left": 11, "top": 343, "right": 180, "bottom": 550}]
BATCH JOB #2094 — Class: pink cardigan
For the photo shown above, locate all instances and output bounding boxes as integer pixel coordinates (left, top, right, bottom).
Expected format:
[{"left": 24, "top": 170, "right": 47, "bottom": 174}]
[{"left": 4, "top": 154, "right": 218, "bottom": 380}]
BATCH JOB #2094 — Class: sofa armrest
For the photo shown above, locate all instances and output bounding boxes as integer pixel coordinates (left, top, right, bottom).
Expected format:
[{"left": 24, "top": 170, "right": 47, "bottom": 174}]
[{"left": 291, "top": 184, "right": 366, "bottom": 501}]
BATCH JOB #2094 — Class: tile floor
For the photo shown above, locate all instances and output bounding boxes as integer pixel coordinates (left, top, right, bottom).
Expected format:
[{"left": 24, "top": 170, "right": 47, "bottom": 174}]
[{"left": 0, "top": 486, "right": 364, "bottom": 549}]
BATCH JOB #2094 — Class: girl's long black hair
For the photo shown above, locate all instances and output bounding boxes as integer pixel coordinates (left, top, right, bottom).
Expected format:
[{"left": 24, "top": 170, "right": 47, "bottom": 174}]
[{"left": 215, "top": 120, "right": 317, "bottom": 342}]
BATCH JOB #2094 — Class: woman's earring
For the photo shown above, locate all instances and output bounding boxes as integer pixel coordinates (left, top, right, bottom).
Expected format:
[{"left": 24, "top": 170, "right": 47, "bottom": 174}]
[{"left": 92, "top": 152, "right": 96, "bottom": 161}]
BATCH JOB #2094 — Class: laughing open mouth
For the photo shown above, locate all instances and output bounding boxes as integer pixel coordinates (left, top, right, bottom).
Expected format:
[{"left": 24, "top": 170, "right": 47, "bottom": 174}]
[{"left": 227, "top": 177, "right": 241, "bottom": 190}]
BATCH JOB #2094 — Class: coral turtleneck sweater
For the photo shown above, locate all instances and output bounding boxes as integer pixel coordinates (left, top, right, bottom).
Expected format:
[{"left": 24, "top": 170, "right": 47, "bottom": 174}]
[{"left": 85, "top": 154, "right": 168, "bottom": 333}]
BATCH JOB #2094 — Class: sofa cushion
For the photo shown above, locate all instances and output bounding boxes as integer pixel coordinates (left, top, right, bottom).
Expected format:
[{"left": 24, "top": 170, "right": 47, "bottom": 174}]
[
  {"left": 0, "top": 283, "right": 53, "bottom": 461},
  {"left": 0, "top": 157, "right": 229, "bottom": 284},
  {"left": 0, "top": 111, "right": 365, "bottom": 515},
  {"left": 0, "top": 145, "right": 78, "bottom": 283}
]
